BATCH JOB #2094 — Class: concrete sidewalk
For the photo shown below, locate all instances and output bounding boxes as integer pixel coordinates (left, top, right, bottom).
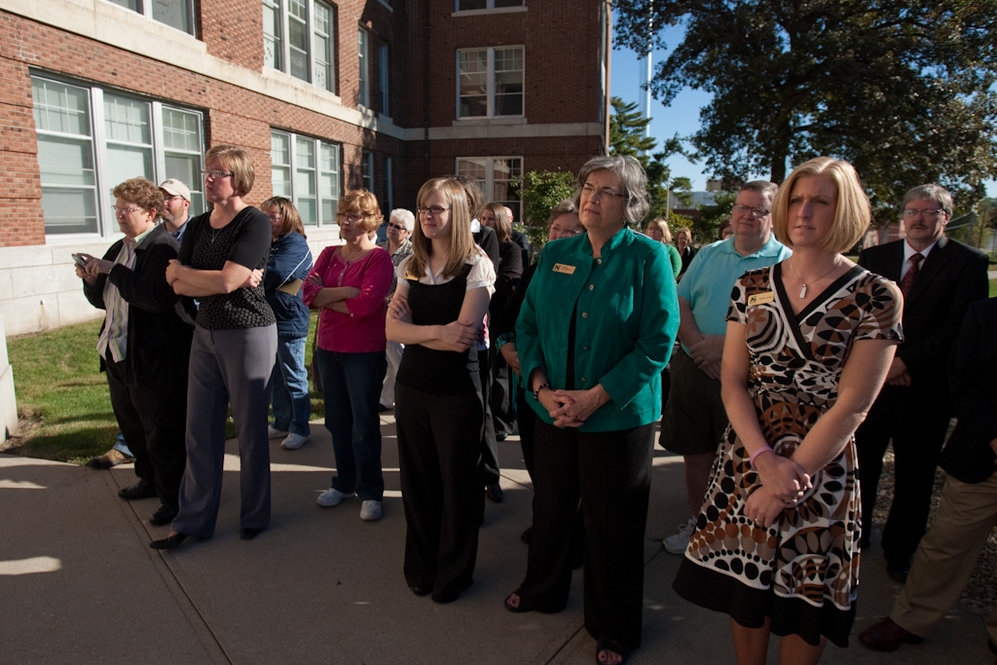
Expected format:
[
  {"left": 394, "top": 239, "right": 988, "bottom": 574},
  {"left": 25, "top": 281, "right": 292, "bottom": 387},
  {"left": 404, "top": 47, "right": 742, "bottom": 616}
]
[{"left": 0, "top": 414, "right": 990, "bottom": 664}]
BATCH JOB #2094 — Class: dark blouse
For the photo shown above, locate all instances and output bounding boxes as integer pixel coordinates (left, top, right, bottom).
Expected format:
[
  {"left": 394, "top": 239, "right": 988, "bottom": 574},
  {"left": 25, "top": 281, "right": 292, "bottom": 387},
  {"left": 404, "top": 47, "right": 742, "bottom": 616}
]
[{"left": 178, "top": 208, "right": 275, "bottom": 330}]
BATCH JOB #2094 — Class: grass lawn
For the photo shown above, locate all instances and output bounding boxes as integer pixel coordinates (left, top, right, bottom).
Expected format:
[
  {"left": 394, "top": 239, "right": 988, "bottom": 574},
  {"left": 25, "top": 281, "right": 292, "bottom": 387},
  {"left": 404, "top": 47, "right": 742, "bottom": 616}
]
[{"left": 5, "top": 313, "right": 324, "bottom": 464}]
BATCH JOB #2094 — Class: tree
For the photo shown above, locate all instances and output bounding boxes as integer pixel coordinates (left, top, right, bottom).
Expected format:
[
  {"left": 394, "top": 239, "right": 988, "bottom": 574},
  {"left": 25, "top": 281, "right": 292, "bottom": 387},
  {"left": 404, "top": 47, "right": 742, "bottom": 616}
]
[
  {"left": 513, "top": 169, "right": 576, "bottom": 250},
  {"left": 608, "top": 96, "right": 692, "bottom": 220},
  {"left": 614, "top": 1, "right": 997, "bottom": 222}
]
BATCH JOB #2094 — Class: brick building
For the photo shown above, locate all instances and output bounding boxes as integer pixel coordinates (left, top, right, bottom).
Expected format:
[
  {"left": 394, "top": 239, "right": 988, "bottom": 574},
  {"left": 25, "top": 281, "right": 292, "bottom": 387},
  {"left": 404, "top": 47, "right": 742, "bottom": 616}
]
[{"left": 0, "top": 0, "right": 611, "bottom": 335}]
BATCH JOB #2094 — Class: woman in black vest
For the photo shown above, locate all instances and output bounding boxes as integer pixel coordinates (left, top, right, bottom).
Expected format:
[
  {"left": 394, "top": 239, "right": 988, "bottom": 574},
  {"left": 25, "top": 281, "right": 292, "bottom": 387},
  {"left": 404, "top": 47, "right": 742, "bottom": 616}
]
[{"left": 386, "top": 177, "right": 495, "bottom": 604}]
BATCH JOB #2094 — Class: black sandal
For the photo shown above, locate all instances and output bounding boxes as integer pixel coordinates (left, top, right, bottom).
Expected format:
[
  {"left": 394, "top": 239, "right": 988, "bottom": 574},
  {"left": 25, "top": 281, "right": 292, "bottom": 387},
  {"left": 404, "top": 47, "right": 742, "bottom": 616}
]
[
  {"left": 595, "top": 639, "right": 630, "bottom": 665},
  {"left": 504, "top": 591, "right": 534, "bottom": 613}
]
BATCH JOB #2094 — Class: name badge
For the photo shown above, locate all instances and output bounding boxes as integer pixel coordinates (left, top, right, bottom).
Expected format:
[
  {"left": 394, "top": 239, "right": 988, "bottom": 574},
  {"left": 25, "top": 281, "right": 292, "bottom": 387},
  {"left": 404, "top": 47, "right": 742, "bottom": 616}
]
[
  {"left": 553, "top": 263, "right": 576, "bottom": 275},
  {"left": 403, "top": 271, "right": 419, "bottom": 281},
  {"left": 748, "top": 291, "right": 775, "bottom": 306}
]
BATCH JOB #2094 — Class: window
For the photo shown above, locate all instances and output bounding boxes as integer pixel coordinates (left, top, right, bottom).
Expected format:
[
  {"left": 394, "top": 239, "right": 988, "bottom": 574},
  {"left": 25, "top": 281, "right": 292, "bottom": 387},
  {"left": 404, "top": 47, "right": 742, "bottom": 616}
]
[
  {"left": 108, "top": 0, "right": 197, "bottom": 35},
  {"left": 271, "top": 129, "right": 340, "bottom": 226},
  {"left": 361, "top": 151, "right": 374, "bottom": 193},
  {"left": 263, "top": 0, "right": 336, "bottom": 92},
  {"left": 31, "top": 75, "right": 204, "bottom": 235},
  {"left": 377, "top": 39, "right": 390, "bottom": 115},
  {"left": 456, "top": 156, "right": 522, "bottom": 221},
  {"left": 458, "top": 46, "right": 523, "bottom": 118},
  {"left": 358, "top": 29, "right": 370, "bottom": 107},
  {"left": 456, "top": 0, "right": 524, "bottom": 11}
]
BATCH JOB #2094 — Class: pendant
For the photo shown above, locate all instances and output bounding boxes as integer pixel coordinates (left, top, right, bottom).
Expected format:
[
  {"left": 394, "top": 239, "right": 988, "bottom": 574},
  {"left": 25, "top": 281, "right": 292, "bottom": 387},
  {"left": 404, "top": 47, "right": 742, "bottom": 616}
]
[{"left": 799, "top": 284, "right": 807, "bottom": 299}]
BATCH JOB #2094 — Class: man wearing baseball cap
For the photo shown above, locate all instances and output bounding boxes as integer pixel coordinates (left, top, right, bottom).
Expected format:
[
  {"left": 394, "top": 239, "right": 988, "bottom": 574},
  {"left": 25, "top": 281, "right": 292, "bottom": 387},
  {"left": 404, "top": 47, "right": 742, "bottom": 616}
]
[{"left": 158, "top": 178, "right": 193, "bottom": 240}]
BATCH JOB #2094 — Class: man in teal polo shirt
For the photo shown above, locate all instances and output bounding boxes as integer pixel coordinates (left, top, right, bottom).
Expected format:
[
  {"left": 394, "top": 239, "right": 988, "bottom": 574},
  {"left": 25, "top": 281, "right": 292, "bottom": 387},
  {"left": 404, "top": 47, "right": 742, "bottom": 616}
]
[{"left": 660, "top": 180, "right": 792, "bottom": 554}]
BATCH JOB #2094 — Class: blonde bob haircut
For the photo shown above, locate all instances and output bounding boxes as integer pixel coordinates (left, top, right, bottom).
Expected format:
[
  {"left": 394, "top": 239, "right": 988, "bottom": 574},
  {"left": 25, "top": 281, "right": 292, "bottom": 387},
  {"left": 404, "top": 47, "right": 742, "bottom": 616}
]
[
  {"left": 408, "top": 177, "right": 476, "bottom": 280},
  {"left": 772, "top": 156, "right": 870, "bottom": 253},
  {"left": 338, "top": 189, "right": 384, "bottom": 233},
  {"left": 204, "top": 144, "right": 255, "bottom": 197}
]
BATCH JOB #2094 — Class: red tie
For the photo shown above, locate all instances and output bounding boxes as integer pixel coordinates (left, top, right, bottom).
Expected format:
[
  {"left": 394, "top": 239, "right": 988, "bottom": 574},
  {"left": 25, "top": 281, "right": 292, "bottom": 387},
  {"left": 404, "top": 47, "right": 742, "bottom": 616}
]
[{"left": 899, "top": 252, "right": 923, "bottom": 297}]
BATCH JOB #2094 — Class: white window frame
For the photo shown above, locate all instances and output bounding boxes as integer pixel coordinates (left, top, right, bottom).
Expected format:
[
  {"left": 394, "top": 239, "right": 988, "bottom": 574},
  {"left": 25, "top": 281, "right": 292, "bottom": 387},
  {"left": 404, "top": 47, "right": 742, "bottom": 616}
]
[
  {"left": 106, "top": 0, "right": 198, "bottom": 36},
  {"left": 361, "top": 151, "right": 374, "bottom": 193},
  {"left": 454, "top": 0, "right": 525, "bottom": 13},
  {"left": 455, "top": 156, "right": 523, "bottom": 220},
  {"left": 457, "top": 45, "right": 524, "bottom": 119},
  {"left": 262, "top": 0, "right": 336, "bottom": 92},
  {"left": 270, "top": 129, "right": 341, "bottom": 227},
  {"left": 31, "top": 73, "right": 204, "bottom": 238}
]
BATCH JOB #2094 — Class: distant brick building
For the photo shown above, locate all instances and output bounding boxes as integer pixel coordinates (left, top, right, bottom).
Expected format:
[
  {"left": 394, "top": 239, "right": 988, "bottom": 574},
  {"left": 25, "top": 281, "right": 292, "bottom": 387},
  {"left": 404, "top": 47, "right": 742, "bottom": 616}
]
[{"left": 0, "top": 0, "right": 610, "bottom": 335}]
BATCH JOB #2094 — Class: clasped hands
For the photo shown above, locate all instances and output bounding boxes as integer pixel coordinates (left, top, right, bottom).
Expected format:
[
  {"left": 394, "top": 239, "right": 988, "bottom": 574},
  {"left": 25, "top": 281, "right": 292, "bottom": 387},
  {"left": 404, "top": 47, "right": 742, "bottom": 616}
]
[
  {"left": 537, "top": 385, "right": 608, "bottom": 428},
  {"left": 743, "top": 452, "right": 812, "bottom": 529}
]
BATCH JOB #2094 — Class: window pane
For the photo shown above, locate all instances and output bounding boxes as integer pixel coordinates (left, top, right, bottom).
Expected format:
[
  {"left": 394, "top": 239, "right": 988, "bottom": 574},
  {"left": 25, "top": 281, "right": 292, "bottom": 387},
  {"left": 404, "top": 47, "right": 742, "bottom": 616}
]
[
  {"left": 288, "top": 0, "right": 309, "bottom": 80},
  {"left": 106, "top": 145, "right": 154, "bottom": 191},
  {"left": 152, "top": 0, "right": 193, "bottom": 34},
  {"left": 162, "top": 107, "right": 201, "bottom": 152},
  {"left": 494, "top": 0, "right": 523, "bottom": 6},
  {"left": 271, "top": 131, "right": 291, "bottom": 166},
  {"left": 457, "top": 0, "right": 486, "bottom": 9},
  {"left": 41, "top": 187, "right": 98, "bottom": 234},
  {"left": 378, "top": 41, "right": 389, "bottom": 114},
  {"left": 109, "top": 0, "right": 141, "bottom": 10},
  {"left": 273, "top": 166, "right": 292, "bottom": 197},
  {"left": 459, "top": 50, "right": 488, "bottom": 117},
  {"left": 494, "top": 47, "right": 524, "bottom": 116},
  {"left": 358, "top": 29, "right": 369, "bottom": 106},
  {"left": 164, "top": 153, "right": 203, "bottom": 213},
  {"left": 32, "top": 79, "right": 91, "bottom": 136},
  {"left": 313, "top": 2, "right": 332, "bottom": 91},
  {"left": 105, "top": 94, "right": 151, "bottom": 144},
  {"left": 37, "top": 136, "right": 95, "bottom": 187},
  {"left": 263, "top": 0, "right": 283, "bottom": 70}
]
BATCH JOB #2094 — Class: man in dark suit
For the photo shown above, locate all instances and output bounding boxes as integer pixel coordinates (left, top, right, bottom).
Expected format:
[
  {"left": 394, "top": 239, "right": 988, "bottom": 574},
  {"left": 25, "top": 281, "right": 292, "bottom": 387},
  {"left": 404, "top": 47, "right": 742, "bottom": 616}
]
[
  {"left": 859, "top": 296, "right": 997, "bottom": 656},
  {"left": 856, "top": 183, "right": 989, "bottom": 582}
]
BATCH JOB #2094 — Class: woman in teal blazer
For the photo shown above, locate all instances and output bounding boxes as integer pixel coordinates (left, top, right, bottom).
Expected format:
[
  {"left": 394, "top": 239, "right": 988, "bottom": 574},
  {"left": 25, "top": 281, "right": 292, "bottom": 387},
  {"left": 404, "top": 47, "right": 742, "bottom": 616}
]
[{"left": 505, "top": 155, "right": 679, "bottom": 665}]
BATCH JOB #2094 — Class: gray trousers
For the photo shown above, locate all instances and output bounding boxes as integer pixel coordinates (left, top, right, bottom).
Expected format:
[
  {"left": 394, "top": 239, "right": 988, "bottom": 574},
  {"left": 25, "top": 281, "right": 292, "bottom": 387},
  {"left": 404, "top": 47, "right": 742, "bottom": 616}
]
[{"left": 174, "top": 324, "right": 277, "bottom": 539}]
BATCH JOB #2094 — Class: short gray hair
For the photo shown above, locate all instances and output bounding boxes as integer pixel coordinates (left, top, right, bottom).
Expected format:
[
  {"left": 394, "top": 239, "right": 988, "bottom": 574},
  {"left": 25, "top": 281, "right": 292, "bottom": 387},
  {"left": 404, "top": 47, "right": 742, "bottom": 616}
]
[
  {"left": 573, "top": 155, "right": 650, "bottom": 226},
  {"left": 740, "top": 180, "right": 778, "bottom": 200},
  {"left": 902, "top": 184, "right": 953, "bottom": 217},
  {"left": 390, "top": 208, "right": 415, "bottom": 232}
]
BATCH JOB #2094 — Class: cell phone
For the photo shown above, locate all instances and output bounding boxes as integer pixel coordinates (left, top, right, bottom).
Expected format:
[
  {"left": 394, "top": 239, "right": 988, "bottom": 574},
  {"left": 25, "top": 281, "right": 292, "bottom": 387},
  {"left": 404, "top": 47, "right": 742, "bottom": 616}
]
[{"left": 72, "top": 253, "right": 88, "bottom": 267}]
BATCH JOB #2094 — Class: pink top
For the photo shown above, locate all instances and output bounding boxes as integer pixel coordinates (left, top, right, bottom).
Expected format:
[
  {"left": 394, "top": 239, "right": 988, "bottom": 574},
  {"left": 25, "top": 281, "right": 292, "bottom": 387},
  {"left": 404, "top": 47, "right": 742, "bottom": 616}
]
[{"left": 302, "top": 245, "right": 394, "bottom": 353}]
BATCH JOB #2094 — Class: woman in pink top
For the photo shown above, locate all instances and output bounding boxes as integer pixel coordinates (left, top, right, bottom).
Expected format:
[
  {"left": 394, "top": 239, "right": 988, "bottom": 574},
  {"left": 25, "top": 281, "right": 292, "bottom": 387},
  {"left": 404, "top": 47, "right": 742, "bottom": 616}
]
[{"left": 303, "top": 190, "right": 394, "bottom": 521}]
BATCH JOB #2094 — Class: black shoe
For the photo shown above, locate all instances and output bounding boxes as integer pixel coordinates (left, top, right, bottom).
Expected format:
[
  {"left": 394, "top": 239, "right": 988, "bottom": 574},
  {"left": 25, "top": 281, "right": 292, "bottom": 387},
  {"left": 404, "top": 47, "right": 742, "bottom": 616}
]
[
  {"left": 520, "top": 526, "right": 532, "bottom": 544},
  {"left": 410, "top": 585, "right": 431, "bottom": 597},
  {"left": 431, "top": 578, "right": 472, "bottom": 604},
  {"left": 485, "top": 483, "right": 504, "bottom": 503},
  {"left": 150, "top": 532, "right": 189, "bottom": 550},
  {"left": 149, "top": 503, "right": 179, "bottom": 526},
  {"left": 118, "top": 480, "right": 157, "bottom": 501},
  {"left": 240, "top": 527, "right": 263, "bottom": 540}
]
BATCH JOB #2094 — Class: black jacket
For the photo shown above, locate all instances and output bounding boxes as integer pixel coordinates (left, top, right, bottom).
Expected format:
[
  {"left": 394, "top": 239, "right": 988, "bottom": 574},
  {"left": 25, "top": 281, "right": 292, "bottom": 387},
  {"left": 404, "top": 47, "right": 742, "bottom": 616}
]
[{"left": 83, "top": 224, "right": 196, "bottom": 384}]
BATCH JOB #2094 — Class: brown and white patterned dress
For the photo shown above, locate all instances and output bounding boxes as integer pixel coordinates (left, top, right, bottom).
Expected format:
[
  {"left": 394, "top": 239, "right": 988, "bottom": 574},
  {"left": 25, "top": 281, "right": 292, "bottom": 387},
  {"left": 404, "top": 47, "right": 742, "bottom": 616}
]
[{"left": 673, "top": 262, "right": 902, "bottom": 647}]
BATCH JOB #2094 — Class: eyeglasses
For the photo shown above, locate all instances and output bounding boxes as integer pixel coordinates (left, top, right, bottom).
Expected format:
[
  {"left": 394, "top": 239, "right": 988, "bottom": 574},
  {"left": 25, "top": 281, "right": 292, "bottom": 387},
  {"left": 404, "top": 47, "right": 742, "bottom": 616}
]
[
  {"left": 387, "top": 222, "right": 409, "bottom": 232},
  {"left": 112, "top": 205, "right": 142, "bottom": 217},
  {"left": 581, "top": 183, "right": 624, "bottom": 200},
  {"left": 902, "top": 208, "right": 945, "bottom": 219},
  {"left": 337, "top": 212, "right": 367, "bottom": 223},
  {"left": 417, "top": 206, "right": 450, "bottom": 216},
  {"left": 162, "top": 194, "right": 185, "bottom": 202},
  {"left": 732, "top": 203, "right": 771, "bottom": 218},
  {"left": 267, "top": 213, "right": 283, "bottom": 221},
  {"left": 200, "top": 169, "right": 234, "bottom": 180}
]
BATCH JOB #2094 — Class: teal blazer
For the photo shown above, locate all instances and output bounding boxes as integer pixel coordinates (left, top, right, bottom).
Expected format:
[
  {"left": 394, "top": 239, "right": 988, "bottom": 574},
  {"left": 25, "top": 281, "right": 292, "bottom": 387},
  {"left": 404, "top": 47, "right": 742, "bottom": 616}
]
[{"left": 516, "top": 226, "right": 679, "bottom": 432}]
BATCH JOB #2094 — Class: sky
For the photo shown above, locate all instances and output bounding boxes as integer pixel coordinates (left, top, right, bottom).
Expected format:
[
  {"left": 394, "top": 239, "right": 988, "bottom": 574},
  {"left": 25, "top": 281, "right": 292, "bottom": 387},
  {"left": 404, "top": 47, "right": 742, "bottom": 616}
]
[{"left": 608, "top": 26, "right": 995, "bottom": 198}]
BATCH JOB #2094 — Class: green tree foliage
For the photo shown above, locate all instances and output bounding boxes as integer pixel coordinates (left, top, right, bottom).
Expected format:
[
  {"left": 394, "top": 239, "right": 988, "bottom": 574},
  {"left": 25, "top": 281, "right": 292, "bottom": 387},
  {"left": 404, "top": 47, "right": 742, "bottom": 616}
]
[
  {"left": 514, "top": 169, "right": 577, "bottom": 250},
  {"left": 614, "top": 1, "right": 997, "bottom": 223},
  {"left": 609, "top": 96, "right": 692, "bottom": 221}
]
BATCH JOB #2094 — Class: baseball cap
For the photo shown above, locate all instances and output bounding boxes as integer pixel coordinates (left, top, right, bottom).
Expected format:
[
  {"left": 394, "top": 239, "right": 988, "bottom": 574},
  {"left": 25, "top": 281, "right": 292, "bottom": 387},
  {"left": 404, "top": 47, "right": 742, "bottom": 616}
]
[{"left": 159, "top": 178, "right": 191, "bottom": 201}]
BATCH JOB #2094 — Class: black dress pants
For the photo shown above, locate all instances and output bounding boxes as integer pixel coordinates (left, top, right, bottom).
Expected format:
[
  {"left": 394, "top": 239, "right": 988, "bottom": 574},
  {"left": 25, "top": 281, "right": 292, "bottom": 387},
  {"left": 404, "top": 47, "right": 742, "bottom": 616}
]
[
  {"left": 105, "top": 357, "right": 187, "bottom": 503},
  {"left": 396, "top": 382, "right": 484, "bottom": 601},
  {"left": 518, "top": 418, "right": 654, "bottom": 653},
  {"left": 856, "top": 385, "right": 951, "bottom": 565}
]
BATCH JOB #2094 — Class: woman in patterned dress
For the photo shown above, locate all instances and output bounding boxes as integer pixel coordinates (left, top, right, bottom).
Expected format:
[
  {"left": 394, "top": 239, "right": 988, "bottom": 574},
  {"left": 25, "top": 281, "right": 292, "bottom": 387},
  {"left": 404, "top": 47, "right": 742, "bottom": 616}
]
[{"left": 673, "top": 157, "right": 903, "bottom": 664}]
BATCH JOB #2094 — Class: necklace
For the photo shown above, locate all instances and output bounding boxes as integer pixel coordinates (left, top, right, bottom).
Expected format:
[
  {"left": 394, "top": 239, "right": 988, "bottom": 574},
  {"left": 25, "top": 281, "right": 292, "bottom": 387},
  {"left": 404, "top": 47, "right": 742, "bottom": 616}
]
[{"left": 786, "top": 258, "right": 839, "bottom": 299}]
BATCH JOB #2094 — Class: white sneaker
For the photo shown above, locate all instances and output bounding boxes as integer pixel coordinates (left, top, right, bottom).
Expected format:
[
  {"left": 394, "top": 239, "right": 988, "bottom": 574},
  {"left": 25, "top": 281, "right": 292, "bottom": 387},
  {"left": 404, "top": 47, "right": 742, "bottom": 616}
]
[
  {"left": 268, "top": 425, "right": 289, "bottom": 439},
  {"left": 662, "top": 517, "right": 696, "bottom": 554},
  {"left": 281, "top": 433, "right": 310, "bottom": 450},
  {"left": 359, "top": 500, "right": 383, "bottom": 521},
  {"left": 316, "top": 488, "right": 346, "bottom": 507}
]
